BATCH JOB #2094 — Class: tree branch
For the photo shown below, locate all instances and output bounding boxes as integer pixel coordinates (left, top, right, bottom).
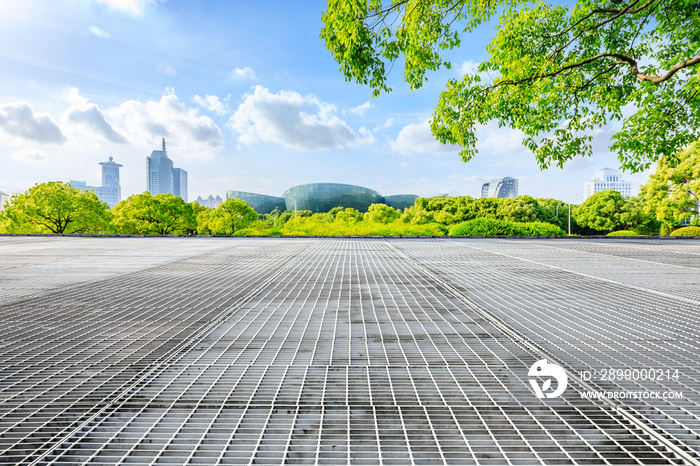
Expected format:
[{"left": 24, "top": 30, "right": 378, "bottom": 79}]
[{"left": 492, "top": 52, "right": 700, "bottom": 89}]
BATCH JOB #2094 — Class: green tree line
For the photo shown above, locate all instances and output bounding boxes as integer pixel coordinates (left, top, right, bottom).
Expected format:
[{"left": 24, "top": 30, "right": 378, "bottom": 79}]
[{"left": 2, "top": 143, "right": 699, "bottom": 236}]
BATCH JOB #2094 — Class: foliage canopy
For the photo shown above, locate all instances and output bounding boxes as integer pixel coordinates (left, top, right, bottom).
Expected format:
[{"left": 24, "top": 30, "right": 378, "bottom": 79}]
[
  {"left": 112, "top": 193, "right": 196, "bottom": 235},
  {"left": 0, "top": 182, "right": 111, "bottom": 234},
  {"left": 321, "top": 0, "right": 700, "bottom": 171},
  {"left": 197, "top": 198, "right": 257, "bottom": 235},
  {"left": 639, "top": 141, "right": 700, "bottom": 226},
  {"left": 573, "top": 189, "right": 629, "bottom": 232}
]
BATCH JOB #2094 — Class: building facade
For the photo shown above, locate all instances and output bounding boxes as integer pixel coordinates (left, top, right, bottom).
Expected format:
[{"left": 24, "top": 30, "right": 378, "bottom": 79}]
[
  {"left": 98, "top": 156, "right": 122, "bottom": 207},
  {"left": 226, "top": 183, "right": 419, "bottom": 214},
  {"left": 195, "top": 195, "right": 224, "bottom": 209},
  {"left": 583, "top": 168, "right": 631, "bottom": 200},
  {"left": 173, "top": 168, "right": 188, "bottom": 202},
  {"left": 481, "top": 177, "right": 519, "bottom": 198},
  {"left": 146, "top": 138, "right": 187, "bottom": 200},
  {"left": 70, "top": 156, "right": 122, "bottom": 208},
  {"left": 147, "top": 139, "right": 174, "bottom": 196}
]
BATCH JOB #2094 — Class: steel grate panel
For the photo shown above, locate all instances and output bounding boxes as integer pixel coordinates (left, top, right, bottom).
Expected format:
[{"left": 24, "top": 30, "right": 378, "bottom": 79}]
[{"left": 0, "top": 237, "right": 697, "bottom": 464}]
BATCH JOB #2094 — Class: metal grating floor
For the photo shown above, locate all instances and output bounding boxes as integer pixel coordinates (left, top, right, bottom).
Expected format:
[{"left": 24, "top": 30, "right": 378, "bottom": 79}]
[{"left": 0, "top": 237, "right": 698, "bottom": 464}]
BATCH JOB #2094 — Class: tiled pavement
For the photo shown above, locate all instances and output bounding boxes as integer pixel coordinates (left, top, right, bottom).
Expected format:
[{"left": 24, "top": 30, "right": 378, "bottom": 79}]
[{"left": 0, "top": 236, "right": 698, "bottom": 465}]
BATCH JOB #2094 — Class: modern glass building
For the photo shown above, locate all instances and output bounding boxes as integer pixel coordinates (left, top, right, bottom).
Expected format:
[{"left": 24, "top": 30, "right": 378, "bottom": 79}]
[
  {"left": 283, "top": 183, "right": 383, "bottom": 213},
  {"left": 226, "top": 183, "right": 419, "bottom": 214},
  {"left": 481, "top": 177, "right": 519, "bottom": 198},
  {"left": 384, "top": 194, "right": 420, "bottom": 211},
  {"left": 98, "top": 156, "right": 122, "bottom": 207},
  {"left": 225, "top": 191, "right": 286, "bottom": 214},
  {"left": 146, "top": 138, "right": 188, "bottom": 200},
  {"left": 147, "top": 139, "right": 174, "bottom": 196},
  {"left": 173, "top": 168, "right": 188, "bottom": 202}
]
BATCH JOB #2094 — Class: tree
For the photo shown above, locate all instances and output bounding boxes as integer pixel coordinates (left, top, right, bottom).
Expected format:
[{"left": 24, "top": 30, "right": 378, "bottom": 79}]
[
  {"left": 113, "top": 193, "right": 195, "bottom": 235},
  {"left": 335, "top": 207, "right": 364, "bottom": 223},
  {"left": 496, "top": 196, "right": 542, "bottom": 223},
  {"left": 364, "top": 203, "right": 401, "bottom": 223},
  {"left": 321, "top": 0, "right": 700, "bottom": 171},
  {"left": 0, "top": 181, "right": 112, "bottom": 234},
  {"left": 197, "top": 198, "right": 257, "bottom": 235},
  {"left": 536, "top": 198, "right": 568, "bottom": 228},
  {"left": 573, "top": 190, "right": 628, "bottom": 232},
  {"left": 639, "top": 141, "right": 700, "bottom": 228}
]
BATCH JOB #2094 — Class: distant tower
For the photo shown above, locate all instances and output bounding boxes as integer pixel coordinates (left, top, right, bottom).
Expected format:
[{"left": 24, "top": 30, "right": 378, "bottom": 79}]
[
  {"left": 98, "top": 156, "right": 123, "bottom": 207},
  {"left": 146, "top": 138, "right": 174, "bottom": 195}
]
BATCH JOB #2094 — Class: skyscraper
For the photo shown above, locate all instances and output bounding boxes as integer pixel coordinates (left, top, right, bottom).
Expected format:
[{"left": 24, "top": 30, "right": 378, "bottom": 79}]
[
  {"left": 98, "top": 156, "right": 122, "bottom": 207},
  {"left": 147, "top": 138, "right": 174, "bottom": 195},
  {"left": 173, "top": 167, "right": 188, "bottom": 201},
  {"left": 146, "top": 138, "right": 188, "bottom": 200}
]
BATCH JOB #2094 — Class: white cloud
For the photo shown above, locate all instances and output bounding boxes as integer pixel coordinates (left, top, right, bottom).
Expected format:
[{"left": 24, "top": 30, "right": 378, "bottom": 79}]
[
  {"left": 474, "top": 121, "right": 526, "bottom": 155},
  {"left": 193, "top": 94, "right": 229, "bottom": 116},
  {"left": 0, "top": 101, "right": 65, "bottom": 144},
  {"left": 459, "top": 60, "right": 480, "bottom": 76},
  {"left": 95, "top": 0, "right": 156, "bottom": 16},
  {"left": 391, "top": 119, "right": 460, "bottom": 156},
  {"left": 357, "top": 126, "right": 375, "bottom": 145},
  {"left": 457, "top": 59, "right": 496, "bottom": 82},
  {"left": 12, "top": 148, "right": 48, "bottom": 165},
  {"left": 392, "top": 117, "right": 527, "bottom": 157},
  {"left": 229, "top": 86, "right": 366, "bottom": 151},
  {"left": 66, "top": 105, "right": 128, "bottom": 143},
  {"left": 347, "top": 101, "right": 371, "bottom": 116},
  {"left": 63, "top": 88, "right": 127, "bottom": 144},
  {"left": 232, "top": 67, "right": 256, "bottom": 80},
  {"left": 105, "top": 88, "right": 224, "bottom": 159}
]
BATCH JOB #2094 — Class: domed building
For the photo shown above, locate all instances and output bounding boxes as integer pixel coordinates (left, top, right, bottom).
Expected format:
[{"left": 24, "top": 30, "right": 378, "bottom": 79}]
[{"left": 226, "top": 183, "right": 419, "bottom": 214}]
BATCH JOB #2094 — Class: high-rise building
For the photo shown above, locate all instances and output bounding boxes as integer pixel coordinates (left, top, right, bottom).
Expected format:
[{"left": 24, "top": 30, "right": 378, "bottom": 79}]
[
  {"left": 70, "top": 156, "right": 122, "bottom": 208},
  {"left": 98, "top": 156, "right": 122, "bottom": 207},
  {"left": 481, "top": 177, "right": 519, "bottom": 198},
  {"left": 146, "top": 138, "right": 188, "bottom": 200},
  {"left": 173, "top": 168, "right": 188, "bottom": 202},
  {"left": 583, "top": 168, "right": 631, "bottom": 200},
  {"left": 147, "top": 138, "right": 174, "bottom": 195}
]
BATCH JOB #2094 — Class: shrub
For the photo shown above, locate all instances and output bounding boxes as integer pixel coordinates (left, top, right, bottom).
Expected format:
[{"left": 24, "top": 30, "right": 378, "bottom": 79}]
[
  {"left": 233, "top": 228, "right": 255, "bottom": 235},
  {"left": 669, "top": 226, "right": 700, "bottom": 236},
  {"left": 448, "top": 218, "right": 565, "bottom": 236},
  {"left": 281, "top": 218, "right": 445, "bottom": 236},
  {"left": 607, "top": 230, "right": 639, "bottom": 236}
]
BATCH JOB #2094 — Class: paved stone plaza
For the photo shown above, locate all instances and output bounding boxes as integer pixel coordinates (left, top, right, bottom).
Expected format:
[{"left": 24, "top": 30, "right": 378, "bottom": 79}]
[{"left": 0, "top": 236, "right": 698, "bottom": 465}]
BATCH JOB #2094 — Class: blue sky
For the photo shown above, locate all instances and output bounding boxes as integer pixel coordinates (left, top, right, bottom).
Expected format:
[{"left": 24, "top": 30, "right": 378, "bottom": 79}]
[{"left": 0, "top": 0, "right": 650, "bottom": 203}]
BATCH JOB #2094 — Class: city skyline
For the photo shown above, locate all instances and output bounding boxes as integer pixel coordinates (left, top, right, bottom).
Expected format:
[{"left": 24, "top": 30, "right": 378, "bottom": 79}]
[{"left": 0, "top": 1, "right": 653, "bottom": 203}]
